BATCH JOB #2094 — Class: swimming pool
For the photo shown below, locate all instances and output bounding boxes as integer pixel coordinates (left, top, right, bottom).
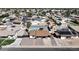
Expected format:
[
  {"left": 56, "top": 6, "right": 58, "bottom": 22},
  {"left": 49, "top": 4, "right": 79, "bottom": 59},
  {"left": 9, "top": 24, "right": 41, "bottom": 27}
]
[{"left": 29, "top": 25, "right": 49, "bottom": 31}]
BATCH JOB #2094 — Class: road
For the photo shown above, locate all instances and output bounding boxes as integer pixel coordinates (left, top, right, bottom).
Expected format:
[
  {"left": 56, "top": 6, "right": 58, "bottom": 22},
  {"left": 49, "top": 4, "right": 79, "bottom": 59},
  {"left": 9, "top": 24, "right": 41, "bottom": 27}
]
[{"left": 20, "top": 37, "right": 57, "bottom": 47}]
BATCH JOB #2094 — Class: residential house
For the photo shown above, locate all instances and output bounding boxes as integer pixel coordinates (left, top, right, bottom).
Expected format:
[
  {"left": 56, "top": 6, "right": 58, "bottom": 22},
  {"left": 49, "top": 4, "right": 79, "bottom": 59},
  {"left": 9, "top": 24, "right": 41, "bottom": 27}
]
[
  {"left": 69, "top": 25, "right": 79, "bottom": 37},
  {"left": 29, "top": 25, "right": 51, "bottom": 38},
  {"left": 70, "top": 15, "right": 79, "bottom": 23},
  {"left": 55, "top": 28, "right": 71, "bottom": 39},
  {"left": 31, "top": 17, "right": 48, "bottom": 26}
]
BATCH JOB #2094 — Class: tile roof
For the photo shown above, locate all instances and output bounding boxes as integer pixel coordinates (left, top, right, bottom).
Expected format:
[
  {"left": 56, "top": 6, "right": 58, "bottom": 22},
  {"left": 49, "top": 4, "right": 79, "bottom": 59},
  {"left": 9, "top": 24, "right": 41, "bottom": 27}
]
[{"left": 29, "top": 30, "right": 50, "bottom": 37}]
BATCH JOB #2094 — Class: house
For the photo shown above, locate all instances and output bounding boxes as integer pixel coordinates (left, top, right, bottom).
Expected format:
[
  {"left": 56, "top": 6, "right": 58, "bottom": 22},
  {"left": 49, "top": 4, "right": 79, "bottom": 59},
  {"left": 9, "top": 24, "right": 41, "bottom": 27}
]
[
  {"left": 54, "top": 28, "right": 75, "bottom": 39},
  {"left": 2, "top": 17, "right": 15, "bottom": 23},
  {"left": 9, "top": 14, "right": 16, "bottom": 19},
  {"left": 16, "top": 30, "right": 28, "bottom": 38},
  {"left": 32, "top": 17, "right": 48, "bottom": 22},
  {"left": 0, "top": 24, "right": 29, "bottom": 38},
  {"left": 23, "top": 16, "right": 32, "bottom": 22},
  {"left": 22, "top": 16, "right": 28, "bottom": 22},
  {"left": 0, "top": 29, "right": 15, "bottom": 38},
  {"left": 31, "top": 17, "right": 48, "bottom": 25},
  {"left": 29, "top": 25, "right": 51, "bottom": 38},
  {"left": 13, "top": 20, "right": 21, "bottom": 24},
  {"left": 31, "top": 20, "right": 47, "bottom": 26},
  {"left": 70, "top": 15, "right": 79, "bottom": 23},
  {"left": 54, "top": 16, "right": 62, "bottom": 25},
  {"left": 0, "top": 22, "right": 4, "bottom": 25},
  {"left": 74, "top": 16, "right": 79, "bottom": 22},
  {"left": 69, "top": 25, "right": 79, "bottom": 36},
  {"left": 0, "top": 25, "right": 7, "bottom": 30}
]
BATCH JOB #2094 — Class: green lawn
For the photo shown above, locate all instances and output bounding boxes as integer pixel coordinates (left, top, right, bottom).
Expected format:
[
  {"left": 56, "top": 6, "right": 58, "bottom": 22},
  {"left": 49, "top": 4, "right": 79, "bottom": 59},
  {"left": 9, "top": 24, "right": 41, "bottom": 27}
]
[
  {"left": 0, "top": 38, "right": 15, "bottom": 46},
  {"left": 0, "top": 39, "right": 4, "bottom": 43}
]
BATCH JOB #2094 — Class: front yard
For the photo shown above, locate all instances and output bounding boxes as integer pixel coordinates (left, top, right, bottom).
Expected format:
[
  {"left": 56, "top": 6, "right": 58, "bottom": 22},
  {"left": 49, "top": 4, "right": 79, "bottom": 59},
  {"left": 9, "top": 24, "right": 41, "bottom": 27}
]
[{"left": 0, "top": 38, "right": 15, "bottom": 46}]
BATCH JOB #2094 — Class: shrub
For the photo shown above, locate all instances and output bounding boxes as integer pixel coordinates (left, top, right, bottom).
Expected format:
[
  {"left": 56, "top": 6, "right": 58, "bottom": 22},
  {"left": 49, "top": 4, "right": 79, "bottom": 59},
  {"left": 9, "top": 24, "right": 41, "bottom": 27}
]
[{"left": 27, "top": 22, "right": 31, "bottom": 28}]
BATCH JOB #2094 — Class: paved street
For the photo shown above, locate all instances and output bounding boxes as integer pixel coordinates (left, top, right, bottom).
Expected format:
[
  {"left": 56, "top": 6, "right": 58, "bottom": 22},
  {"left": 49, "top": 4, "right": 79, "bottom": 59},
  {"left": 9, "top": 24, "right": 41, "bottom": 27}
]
[
  {"left": 51, "top": 37, "right": 57, "bottom": 46},
  {"left": 20, "top": 37, "right": 57, "bottom": 47},
  {"left": 20, "top": 37, "right": 44, "bottom": 46}
]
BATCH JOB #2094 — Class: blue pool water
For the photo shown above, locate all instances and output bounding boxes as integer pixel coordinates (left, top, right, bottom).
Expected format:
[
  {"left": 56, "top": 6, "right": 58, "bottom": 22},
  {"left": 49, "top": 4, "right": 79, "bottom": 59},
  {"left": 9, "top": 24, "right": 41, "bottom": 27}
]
[{"left": 29, "top": 25, "right": 49, "bottom": 31}]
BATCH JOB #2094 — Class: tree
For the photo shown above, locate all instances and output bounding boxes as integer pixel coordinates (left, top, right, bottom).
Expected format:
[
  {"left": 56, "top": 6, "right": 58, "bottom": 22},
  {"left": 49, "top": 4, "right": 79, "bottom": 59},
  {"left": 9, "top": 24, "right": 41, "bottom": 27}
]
[
  {"left": 14, "top": 10, "right": 19, "bottom": 17},
  {"left": 0, "top": 13, "right": 9, "bottom": 18},
  {"left": 27, "top": 22, "right": 31, "bottom": 28},
  {"left": 27, "top": 12, "right": 32, "bottom": 17},
  {"left": 42, "top": 11, "right": 46, "bottom": 16},
  {"left": 72, "top": 9, "right": 77, "bottom": 15},
  {"left": 64, "top": 9, "right": 71, "bottom": 17}
]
